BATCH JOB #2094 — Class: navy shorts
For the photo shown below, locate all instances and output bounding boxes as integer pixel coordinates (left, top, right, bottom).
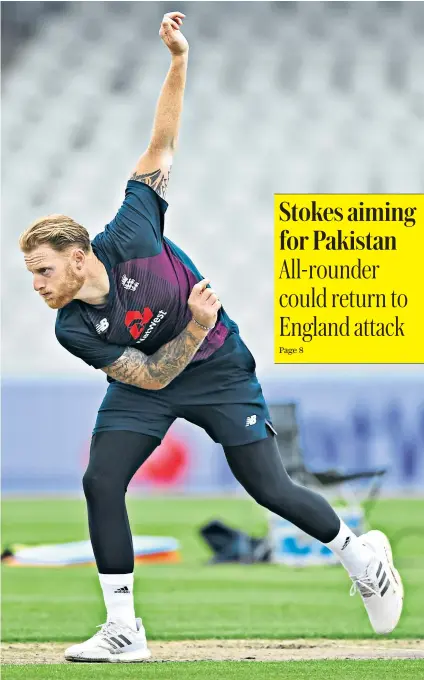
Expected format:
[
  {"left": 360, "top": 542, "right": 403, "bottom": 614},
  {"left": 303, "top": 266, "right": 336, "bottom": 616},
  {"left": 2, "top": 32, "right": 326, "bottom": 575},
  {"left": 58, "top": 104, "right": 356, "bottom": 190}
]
[{"left": 94, "top": 333, "right": 275, "bottom": 446}]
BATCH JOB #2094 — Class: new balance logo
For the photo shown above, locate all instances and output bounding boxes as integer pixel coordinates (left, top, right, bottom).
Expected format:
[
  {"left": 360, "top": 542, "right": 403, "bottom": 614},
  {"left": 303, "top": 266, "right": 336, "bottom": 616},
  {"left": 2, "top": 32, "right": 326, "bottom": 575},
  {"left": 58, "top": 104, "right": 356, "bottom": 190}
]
[
  {"left": 114, "top": 586, "right": 130, "bottom": 594},
  {"left": 341, "top": 536, "right": 351, "bottom": 550},
  {"left": 246, "top": 415, "right": 257, "bottom": 427},
  {"left": 121, "top": 274, "right": 139, "bottom": 292},
  {"left": 96, "top": 318, "right": 109, "bottom": 334}
]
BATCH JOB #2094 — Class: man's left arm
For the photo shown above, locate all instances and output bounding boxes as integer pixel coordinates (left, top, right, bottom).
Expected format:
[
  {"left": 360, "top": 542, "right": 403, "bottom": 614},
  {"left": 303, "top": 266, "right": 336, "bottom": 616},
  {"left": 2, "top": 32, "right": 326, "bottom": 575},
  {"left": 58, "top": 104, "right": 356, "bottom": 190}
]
[{"left": 130, "top": 11, "right": 189, "bottom": 200}]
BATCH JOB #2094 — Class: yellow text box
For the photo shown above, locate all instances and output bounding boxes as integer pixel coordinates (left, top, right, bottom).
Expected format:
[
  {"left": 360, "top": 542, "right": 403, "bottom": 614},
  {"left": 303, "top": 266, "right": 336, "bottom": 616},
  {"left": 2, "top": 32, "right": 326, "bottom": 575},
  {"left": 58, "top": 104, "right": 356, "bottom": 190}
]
[{"left": 274, "top": 194, "right": 423, "bottom": 363}]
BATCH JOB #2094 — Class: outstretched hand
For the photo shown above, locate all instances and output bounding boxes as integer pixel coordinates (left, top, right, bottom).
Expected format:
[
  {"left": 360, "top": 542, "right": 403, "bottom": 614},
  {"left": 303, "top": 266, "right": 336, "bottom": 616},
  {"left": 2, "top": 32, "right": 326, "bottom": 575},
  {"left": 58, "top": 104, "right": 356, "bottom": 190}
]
[{"left": 159, "top": 12, "right": 188, "bottom": 56}]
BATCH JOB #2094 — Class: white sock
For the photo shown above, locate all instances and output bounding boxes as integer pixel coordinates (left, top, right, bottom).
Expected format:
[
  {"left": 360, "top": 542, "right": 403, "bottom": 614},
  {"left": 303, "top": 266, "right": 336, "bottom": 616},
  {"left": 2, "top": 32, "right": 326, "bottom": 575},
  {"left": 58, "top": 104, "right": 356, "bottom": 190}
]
[
  {"left": 325, "top": 520, "right": 374, "bottom": 576},
  {"left": 99, "top": 572, "right": 137, "bottom": 630}
]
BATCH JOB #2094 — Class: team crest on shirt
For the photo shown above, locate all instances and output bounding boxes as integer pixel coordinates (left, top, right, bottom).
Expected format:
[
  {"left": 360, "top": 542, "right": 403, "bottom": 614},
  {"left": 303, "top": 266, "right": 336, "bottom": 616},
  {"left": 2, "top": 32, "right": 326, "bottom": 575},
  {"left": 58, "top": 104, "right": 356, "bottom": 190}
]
[{"left": 121, "top": 274, "right": 139, "bottom": 292}]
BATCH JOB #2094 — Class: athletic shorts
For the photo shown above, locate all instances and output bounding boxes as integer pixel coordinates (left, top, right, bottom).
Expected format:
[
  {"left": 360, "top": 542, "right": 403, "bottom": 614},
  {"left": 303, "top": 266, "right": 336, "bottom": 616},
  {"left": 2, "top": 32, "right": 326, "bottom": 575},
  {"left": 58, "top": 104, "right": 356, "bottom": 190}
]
[{"left": 93, "top": 333, "right": 275, "bottom": 446}]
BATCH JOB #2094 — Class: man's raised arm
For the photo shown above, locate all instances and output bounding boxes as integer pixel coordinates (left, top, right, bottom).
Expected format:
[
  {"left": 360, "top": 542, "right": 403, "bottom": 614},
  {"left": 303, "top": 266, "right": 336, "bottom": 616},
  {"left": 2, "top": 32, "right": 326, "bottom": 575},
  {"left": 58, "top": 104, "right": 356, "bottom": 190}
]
[
  {"left": 101, "top": 280, "right": 220, "bottom": 389},
  {"left": 130, "top": 11, "right": 188, "bottom": 199}
]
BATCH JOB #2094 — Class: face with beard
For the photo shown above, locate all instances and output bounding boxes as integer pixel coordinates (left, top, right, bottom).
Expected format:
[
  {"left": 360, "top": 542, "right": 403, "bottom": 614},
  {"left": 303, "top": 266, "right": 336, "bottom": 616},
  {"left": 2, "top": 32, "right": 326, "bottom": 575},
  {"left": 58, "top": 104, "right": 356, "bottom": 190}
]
[{"left": 24, "top": 246, "right": 86, "bottom": 309}]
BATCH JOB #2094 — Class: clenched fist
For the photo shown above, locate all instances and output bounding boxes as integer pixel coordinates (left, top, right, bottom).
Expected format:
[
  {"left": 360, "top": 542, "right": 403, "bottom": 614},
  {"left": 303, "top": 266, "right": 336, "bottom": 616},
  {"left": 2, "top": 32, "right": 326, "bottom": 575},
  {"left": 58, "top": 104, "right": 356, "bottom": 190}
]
[
  {"left": 188, "top": 279, "right": 221, "bottom": 330},
  {"left": 159, "top": 12, "right": 189, "bottom": 56}
]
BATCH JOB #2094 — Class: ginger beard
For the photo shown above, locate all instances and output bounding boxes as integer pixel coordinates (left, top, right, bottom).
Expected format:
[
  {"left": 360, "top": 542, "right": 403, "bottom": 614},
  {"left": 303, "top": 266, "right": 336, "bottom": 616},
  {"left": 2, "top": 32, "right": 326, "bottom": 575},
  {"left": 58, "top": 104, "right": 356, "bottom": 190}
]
[{"left": 43, "top": 262, "right": 85, "bottom": 309}]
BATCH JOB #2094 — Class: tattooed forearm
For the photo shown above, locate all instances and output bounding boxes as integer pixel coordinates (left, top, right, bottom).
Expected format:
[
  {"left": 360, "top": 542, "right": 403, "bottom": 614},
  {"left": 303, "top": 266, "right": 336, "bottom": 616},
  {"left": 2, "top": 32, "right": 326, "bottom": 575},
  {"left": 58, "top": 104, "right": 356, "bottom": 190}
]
[
  {"left": 101, "top": 322, "right": 206, "bottom": 390},
  {"left": 101, "top": 347, "right": 151, "bottom": 387},
  {"left": 143, "top": 324, "right": 204, "bottom": 387},
  {"left": 130, "top": 167, "right": 171, "bottom": 199}
]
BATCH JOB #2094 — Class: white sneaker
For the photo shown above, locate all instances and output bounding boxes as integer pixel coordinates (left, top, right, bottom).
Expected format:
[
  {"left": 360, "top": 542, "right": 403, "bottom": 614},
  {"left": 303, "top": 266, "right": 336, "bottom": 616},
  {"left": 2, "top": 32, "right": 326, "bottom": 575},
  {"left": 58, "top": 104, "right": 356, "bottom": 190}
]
[
  {"left": 64, "top": 618, "right": 151, "bottom": 662},
  {"left": 350, "top": 530, "right": 404, "bottom": 635}
]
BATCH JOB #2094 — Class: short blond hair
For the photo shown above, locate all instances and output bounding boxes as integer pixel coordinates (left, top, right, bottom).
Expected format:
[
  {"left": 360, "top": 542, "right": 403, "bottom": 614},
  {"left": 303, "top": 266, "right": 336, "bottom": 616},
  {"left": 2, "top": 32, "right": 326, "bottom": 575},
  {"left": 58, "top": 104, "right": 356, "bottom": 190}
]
[{"left": 19, "top": 214, "right": 91, "bottom": 253}]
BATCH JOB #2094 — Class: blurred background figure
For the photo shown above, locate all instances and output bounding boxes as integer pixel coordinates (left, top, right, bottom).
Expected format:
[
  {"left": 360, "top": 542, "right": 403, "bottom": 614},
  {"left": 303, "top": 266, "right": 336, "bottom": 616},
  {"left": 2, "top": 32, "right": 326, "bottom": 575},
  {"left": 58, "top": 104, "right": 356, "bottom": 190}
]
[{"left": 2, "top": 1, "right": 424, "bottom": 496}]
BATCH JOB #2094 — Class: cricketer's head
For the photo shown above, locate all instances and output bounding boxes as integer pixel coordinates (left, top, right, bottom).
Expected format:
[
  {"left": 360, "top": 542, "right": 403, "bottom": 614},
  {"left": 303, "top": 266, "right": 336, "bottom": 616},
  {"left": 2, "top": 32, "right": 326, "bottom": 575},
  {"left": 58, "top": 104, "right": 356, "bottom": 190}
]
[{"left": 20, "top": 215, "right": 91, "bottom": 309}]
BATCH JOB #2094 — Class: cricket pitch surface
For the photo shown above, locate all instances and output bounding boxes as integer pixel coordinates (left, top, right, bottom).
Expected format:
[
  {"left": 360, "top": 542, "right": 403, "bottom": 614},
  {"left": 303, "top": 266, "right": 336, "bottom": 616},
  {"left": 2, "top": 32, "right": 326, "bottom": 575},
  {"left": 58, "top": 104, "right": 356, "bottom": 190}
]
[{"left": 2, "top": 638, "right": 424, "bottom": 664}]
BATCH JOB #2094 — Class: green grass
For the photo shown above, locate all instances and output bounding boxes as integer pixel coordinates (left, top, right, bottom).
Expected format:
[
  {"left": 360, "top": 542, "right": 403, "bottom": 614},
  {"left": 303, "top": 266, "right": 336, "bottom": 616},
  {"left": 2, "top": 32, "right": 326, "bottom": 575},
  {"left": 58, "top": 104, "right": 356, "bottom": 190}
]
[
  {"left": 2, "top": 498, "right": 424, "bottom": 643},
  {"left": 2, "top": 661, "right": 424, "bottom": 680}
]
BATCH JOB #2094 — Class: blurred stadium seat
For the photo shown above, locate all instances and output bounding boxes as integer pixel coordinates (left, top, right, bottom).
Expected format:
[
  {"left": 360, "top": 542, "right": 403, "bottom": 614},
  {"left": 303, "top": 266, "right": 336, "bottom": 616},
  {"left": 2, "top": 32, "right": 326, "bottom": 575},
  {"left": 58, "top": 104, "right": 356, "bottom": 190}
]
[{"left": 2, "top": 1, "right": 424, "bottom": 376}]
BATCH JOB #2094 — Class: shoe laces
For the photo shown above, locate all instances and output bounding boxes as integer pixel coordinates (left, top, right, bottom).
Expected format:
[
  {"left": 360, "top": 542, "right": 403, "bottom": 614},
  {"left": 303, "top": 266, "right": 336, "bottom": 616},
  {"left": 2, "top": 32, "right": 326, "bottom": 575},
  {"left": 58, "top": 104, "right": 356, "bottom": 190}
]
[
  {"left": 350, "top": 574, "right": 379, "bottom": 599},
  {"left": 93, "top": 621, "right": 132, "bottom": 647}
]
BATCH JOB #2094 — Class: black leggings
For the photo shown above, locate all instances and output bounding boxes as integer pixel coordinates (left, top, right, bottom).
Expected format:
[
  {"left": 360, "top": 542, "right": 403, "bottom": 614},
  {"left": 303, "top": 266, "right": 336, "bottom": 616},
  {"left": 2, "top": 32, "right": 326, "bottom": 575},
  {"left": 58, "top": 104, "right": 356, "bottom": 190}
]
[{"left": 83, "top": 430, "right": 340, "bottom": 574}]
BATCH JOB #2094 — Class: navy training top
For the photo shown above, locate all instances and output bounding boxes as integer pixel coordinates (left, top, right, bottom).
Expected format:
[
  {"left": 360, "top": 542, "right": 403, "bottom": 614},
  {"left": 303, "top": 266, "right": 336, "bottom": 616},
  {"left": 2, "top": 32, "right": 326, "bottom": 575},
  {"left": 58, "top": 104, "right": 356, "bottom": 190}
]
[{"left": 55, "top": 181, "right": 238, "bottom": 371}]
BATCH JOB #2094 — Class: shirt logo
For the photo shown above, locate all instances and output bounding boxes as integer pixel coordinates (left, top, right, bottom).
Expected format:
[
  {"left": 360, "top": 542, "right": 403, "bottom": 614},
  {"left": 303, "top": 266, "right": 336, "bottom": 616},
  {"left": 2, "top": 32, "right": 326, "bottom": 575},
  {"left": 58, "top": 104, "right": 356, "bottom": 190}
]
[
  {"left": 121, "top": 274, "right": 139, "bottom": 292},
  {"left": 125, "top": 309, "right": 154, "bottom": 340},
  {"left": 136, "top": 310, "right": 167, "bottom": 343},
  {"left": 246, "top": 415, "right": 257, "bottom": 427},
  {"left": 96, "top": 318, "right": 109, "bottom": 334}
]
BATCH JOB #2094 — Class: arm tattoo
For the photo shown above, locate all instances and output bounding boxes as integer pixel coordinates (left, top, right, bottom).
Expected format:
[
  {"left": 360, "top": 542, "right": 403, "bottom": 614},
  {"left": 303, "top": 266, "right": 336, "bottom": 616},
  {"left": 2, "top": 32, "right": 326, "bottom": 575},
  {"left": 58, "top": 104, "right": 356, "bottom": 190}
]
[
  {"left": 130, "top": 166, "right": 171, "bottom": 199},
  {"left": 101, "top": 347, "right": 150, "bottom": 386},
  {"left": 143, "top": 325, "right": 202, "bottom": 388},
  {"left": 102, "top": 325, "right": 204, "bottom": 390}
]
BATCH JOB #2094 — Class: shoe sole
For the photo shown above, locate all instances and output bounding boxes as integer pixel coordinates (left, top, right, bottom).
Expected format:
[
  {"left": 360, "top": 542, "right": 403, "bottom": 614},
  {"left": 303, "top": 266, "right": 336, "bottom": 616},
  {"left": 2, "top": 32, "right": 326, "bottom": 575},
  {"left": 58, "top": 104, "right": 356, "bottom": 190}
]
[
  {"left": 365, "top": 529, "right": 404, "bottom": 634},
  {"left": 65, "top": 648, "right": 152, "bottom": 663}
]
